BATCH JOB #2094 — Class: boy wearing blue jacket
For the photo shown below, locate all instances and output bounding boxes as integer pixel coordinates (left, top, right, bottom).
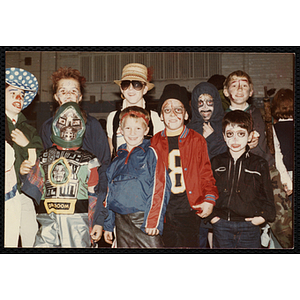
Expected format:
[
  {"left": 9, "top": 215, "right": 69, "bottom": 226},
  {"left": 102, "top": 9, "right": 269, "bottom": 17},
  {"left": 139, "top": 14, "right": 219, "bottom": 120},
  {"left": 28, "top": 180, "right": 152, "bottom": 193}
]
[{"left": 103, "top": 106, "right": 171, "bottom": 248}]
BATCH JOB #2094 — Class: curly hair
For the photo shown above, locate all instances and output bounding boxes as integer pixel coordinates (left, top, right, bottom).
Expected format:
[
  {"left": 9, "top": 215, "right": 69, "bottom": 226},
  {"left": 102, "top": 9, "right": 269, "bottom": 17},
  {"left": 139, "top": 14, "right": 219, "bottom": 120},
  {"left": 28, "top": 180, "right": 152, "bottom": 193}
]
[
  {"left": 271, "top": 88, "right": 294, "bottom": 120},
  {"left": 51, "top": 67, "right": 86, "bottom": 94}
]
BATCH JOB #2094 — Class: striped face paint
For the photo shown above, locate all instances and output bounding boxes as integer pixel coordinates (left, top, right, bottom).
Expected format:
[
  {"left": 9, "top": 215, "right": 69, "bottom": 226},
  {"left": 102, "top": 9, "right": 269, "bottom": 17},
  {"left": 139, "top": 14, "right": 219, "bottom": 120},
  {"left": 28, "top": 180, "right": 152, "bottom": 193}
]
[
  {"left": 161, "top": 99, "right": 187, "bottom": 132},
  {"left": 55, "top": 78, "right": 82, "bottom": 105},
  {"left": 224, "top": 76, "right": 253, "bottom": 108}
]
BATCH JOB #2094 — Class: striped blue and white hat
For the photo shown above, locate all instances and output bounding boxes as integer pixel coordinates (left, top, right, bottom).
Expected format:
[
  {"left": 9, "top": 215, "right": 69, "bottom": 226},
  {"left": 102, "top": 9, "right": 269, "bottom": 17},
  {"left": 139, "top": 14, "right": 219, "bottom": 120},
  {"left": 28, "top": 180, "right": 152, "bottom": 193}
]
[{"left": 6, "top": 68, "right": 39, "bottom": 110}]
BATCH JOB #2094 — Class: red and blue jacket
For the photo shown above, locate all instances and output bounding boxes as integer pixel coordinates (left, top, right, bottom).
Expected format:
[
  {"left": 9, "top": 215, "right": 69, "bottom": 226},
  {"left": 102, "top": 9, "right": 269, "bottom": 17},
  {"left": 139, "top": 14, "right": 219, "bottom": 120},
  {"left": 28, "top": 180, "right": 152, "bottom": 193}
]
[
  {"left": 104, "top": 139, "right": 171, "bottom": 235},
  {"left": 151, "top": 126, "right": 218, "bottom": 208}
]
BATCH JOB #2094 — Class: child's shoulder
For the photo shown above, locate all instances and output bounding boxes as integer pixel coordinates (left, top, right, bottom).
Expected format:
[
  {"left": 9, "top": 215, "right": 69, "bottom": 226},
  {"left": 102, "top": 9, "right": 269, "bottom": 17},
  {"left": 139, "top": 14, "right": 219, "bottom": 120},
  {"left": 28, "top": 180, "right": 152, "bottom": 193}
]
[
  {"left": 85, "top": 113, "right": 103, "bottom": 129},
  {"left": 86, "top": 113, "right": 102, "bottom": 124},
  {"left": 140, "top": 139, "right": 154, "bottom": 155},
  {"left": 187, "top": 127, "right": 206, "bottom": 142},
  {"left": 248, "top": 104, "right": 263, "bottom": 118},
  {"left": 211, "top": 151, "right": 229, "bottom": 163},
  {"left": 247, "top": 151, "right": 269, "bottom": 166},
  {"left": 76, "top": 148, "right": 98, "bottom": 161},
  {"left": 18, "top": 113, "right": 39, "bottom": 132}
]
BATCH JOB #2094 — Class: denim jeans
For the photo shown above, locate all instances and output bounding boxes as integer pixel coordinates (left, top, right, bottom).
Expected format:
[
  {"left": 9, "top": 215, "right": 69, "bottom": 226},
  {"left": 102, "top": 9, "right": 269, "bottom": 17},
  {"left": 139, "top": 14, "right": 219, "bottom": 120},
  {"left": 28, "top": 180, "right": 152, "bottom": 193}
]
[{"left": 212, "top": 218, "right": 261, "bottom": 249}]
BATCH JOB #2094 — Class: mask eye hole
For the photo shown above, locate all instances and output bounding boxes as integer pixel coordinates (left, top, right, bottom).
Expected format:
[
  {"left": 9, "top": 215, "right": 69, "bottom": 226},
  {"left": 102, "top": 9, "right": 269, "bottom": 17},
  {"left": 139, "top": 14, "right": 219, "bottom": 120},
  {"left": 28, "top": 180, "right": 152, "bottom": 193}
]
[{"left": 58, "top": 117, "right": 66, "bottom": 126}]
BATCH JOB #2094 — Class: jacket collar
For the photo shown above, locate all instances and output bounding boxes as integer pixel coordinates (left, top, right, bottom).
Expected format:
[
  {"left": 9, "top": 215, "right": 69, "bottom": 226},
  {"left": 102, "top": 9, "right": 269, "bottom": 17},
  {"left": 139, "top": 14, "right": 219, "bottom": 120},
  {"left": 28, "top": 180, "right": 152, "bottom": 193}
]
[
  {"left": 161, "top": 125, "right": 189, "bottom": 138},
  {"left": 117, "top": 138, "right": 150, "bottom": 154},
  {"left": 226, "top": 103, "right": 251, "bottom": 113},
  {"left": 227, "top": 145, "right": 251, "bottom": 162},
  {"left": 7, "top": 112, "right": 26, "bottom": 126}
]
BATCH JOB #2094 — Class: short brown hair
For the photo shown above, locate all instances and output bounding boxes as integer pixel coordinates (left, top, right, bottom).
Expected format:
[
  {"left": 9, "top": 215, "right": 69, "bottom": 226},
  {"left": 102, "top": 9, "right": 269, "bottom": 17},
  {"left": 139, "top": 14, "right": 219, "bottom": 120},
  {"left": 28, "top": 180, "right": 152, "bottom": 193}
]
[
  {"left": 119, "top": 106, "right": 150, "bottom": 129},
  {"left": 271, "top": 88, "right": 294, "bottom": 120},
  {"left": 51, "top": 67, "right": 86, "bottom": 94},
  {"left": 222, "top": 110, "right": 253, "bottom": 134},
  {"left": 223, "top": 70, "right": 253, "bottom": 90}
]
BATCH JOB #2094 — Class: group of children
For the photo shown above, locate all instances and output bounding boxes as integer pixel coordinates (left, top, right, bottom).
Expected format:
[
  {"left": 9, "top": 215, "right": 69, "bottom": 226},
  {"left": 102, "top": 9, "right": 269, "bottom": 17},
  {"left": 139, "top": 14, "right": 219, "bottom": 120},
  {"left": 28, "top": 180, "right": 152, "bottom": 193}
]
[{"left": 5, "top": 63, "right": 293, "bottom": 249}]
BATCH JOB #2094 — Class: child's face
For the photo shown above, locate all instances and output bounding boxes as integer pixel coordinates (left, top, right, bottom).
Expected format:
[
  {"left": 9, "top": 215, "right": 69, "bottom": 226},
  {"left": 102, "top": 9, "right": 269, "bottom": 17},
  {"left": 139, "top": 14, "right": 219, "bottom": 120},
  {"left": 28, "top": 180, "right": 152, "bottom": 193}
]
[
  {"left": 223, "top": 76, "right": 253, "bottom": 107},
  {"left": 5, "top": 85, "right": 25, "bottom": 116},
  {"left": 224, "top": 124, "right": 252, "bottom": 158},
  {"left": 161, "top": 99, "right": 188, "bottom": 132},
  {"left": 54, "top": 78, "right": 82, "bottom": 105},
  {"left": 121, "top": 82, "right": 148, "bottom": 106},
  {"left": 198, "top": 93, "right": 214, "bottom": 121},
  {"left": 120, "top": 117, "right": 149, "bottom": 152}
]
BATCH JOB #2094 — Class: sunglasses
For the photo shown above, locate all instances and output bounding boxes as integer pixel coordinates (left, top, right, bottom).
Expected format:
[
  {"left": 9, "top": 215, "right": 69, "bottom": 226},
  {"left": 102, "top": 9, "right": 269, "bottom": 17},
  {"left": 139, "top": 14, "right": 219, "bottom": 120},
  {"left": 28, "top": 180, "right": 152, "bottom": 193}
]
[{"left": 121, "top": 80, "right": 145, "bottom": 91}]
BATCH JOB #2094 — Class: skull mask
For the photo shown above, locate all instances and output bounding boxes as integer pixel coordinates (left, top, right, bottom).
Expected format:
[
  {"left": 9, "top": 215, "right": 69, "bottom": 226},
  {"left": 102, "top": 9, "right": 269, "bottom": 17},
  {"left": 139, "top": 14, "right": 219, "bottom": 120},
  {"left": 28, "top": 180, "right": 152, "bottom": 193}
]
[{"left": 51, "top": 102, "right": 85, "bottom": 148}]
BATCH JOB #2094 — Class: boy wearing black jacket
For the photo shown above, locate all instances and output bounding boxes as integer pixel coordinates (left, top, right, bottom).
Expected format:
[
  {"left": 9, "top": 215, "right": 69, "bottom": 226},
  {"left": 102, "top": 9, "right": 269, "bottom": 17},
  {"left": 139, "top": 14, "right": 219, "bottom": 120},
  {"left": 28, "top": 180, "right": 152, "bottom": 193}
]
[{"left": 208, "top": 110, "right": 276, "bottom": 248}]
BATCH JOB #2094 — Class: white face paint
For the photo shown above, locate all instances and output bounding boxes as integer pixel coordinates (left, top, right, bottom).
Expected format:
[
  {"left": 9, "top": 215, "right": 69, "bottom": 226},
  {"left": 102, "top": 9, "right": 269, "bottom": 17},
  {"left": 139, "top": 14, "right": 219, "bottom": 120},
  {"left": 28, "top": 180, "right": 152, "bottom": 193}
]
[
  {"left": 5, "top": 85, "right": 25, "bottom": 118},
  {"left": 224, "top": 124, "right": 251, "bottom": 159},
  {"left": 54, "top": 78, "right": 82, "bottom": 105},
  {"left": 198, "top": 93, "right": 214, "bottom": 121},
  {"left": 160, "top": 99, "right": 188, "bottom": 133},
  {"left": 223, "top": 76, "right": 253, "bottom": 109}
]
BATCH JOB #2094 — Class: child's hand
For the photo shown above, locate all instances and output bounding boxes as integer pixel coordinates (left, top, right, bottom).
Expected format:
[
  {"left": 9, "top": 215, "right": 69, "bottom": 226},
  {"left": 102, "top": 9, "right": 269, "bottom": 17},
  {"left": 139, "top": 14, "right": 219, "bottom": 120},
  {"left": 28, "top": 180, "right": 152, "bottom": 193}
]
[
  {"left": 192, "top": 202, "right": 214, "bottom": 218},
  {"left": 202, "top": 122, "right": 214, "bottom": 139},
  {"left": 248, "top": 130, "right": 259, "bottom": 149},
  {"left": 145, "top": 228, "right": 159, "bottom": 236},
  {"left": 283, "top": 184, "right": 293, "bottom": 196},
  {"left": 11, "top": 129, "right": 29, "bottom": 147},
  {"left": 90, "top": 225, "right": 103, "bottom": 242},
  {"left": 88, "top": 185, "right": 96, "bottom": 194},
  {"left": 104, "top": 231, "right": 113, "bottom": 244},
  {"left": 210, "top": 216, "right": 220, "bottom": 224},
  {"left": 245, "top": 216, "right": 265, "bottom": 226},
  {"left": 20, "top": 160, "right": 34, "bottom": 175}
]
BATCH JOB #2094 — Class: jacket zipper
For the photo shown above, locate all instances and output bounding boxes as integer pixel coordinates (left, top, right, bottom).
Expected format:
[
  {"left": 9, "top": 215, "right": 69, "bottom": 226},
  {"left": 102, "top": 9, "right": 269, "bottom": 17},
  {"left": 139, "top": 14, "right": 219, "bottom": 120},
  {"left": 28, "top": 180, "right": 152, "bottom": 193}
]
[
  {"left": 112, "top": 177, "right": 137, "bottom": 183},
  {"left": 227, "top": 160, "right": 237, "bottom": 221}
]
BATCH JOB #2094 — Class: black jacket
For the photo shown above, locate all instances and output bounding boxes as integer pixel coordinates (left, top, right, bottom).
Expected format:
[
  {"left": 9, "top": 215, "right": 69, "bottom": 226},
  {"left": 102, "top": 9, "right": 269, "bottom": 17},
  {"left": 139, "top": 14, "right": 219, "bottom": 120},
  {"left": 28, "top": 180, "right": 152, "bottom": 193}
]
[
  {"left": 226, "top": 104, "right": 275, "bottom": 167},
  {"left": 207, "top": 148, "right": 276, "bottom": 223}
]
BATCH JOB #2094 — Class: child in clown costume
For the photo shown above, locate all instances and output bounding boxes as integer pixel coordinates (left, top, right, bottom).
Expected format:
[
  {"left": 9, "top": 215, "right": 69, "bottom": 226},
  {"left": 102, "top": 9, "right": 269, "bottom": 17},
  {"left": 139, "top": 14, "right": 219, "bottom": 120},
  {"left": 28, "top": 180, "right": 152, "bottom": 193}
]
[
  {"left": 5, "top": 67, "right": 43, "bottom": 247},
  {"left": 22, "top": 102, "right": 108, "bottom": 247}
]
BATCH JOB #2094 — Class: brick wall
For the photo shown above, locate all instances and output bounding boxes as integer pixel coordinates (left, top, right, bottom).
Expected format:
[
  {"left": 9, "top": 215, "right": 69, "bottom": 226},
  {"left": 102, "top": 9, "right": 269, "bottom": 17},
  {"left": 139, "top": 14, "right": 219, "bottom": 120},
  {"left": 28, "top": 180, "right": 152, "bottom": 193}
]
[{"left": 221, "top": 53, "right": 294, "bottom": 98}]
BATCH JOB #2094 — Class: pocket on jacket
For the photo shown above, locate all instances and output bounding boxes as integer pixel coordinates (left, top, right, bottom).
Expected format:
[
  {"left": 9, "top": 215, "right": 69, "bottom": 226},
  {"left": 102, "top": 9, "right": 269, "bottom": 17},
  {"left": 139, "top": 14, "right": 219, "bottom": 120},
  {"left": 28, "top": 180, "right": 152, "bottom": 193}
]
[
  {"left": 214, "top": 166, "right": 229, "bottom": 195},
  {"left": 242, "top": 168, "right": 262, "bottom": 199},
  {"left": 110, "top": 175, "right": 145, "bottom": 208}
]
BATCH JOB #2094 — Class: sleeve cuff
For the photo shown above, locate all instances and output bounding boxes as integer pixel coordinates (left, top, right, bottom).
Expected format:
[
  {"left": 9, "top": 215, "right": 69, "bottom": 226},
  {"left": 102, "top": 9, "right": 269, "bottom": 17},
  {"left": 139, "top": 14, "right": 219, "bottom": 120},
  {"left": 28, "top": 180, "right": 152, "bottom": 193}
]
[{"left": 204, "top": 194, "right": 216, "bottom": 206}]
